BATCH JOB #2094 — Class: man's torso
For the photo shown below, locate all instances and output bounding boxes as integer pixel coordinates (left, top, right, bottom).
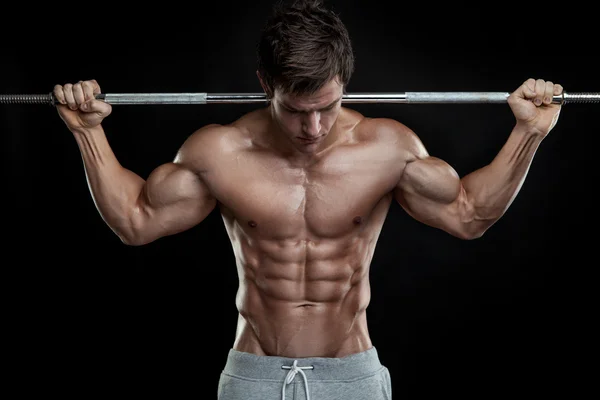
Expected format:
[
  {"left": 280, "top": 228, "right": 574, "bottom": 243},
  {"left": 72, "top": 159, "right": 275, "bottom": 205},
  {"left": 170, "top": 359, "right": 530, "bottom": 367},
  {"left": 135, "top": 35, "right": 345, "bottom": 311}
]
[{"left": 195, "top": 107, "right": 409, "bottom": 357}]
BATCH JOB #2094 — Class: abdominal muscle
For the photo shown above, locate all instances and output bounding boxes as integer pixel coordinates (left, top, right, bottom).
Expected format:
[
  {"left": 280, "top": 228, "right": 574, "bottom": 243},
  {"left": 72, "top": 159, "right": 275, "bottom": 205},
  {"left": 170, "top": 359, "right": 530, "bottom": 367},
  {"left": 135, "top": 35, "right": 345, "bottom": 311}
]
[{"left": 231, "top": 235, "right": 375, "bottom": 358}]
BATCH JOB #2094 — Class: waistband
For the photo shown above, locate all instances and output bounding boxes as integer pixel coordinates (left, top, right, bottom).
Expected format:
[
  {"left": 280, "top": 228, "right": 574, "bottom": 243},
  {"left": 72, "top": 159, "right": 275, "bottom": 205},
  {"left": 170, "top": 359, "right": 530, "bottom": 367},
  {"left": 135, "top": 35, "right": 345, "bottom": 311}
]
[{"left": 222, "top": 346, "right": 383, "bottom": 381}]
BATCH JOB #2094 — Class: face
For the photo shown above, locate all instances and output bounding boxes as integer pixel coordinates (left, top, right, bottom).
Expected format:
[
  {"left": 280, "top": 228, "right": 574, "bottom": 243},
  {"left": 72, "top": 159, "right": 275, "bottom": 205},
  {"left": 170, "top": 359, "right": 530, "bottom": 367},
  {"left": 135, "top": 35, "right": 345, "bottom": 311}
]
[{"left": 269, "top": 79, "right": 344, "bottom": 154}]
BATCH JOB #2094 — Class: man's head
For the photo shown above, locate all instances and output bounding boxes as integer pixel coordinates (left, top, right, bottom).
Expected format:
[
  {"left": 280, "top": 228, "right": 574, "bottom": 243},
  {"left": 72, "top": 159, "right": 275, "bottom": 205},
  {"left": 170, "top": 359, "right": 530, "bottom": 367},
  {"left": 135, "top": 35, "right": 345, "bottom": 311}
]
[
  {"left": 256, "top": 0, "right": 355, "bottom": 152},
  {"left": 256, "top": 0, "right": 355, "bottom": 98}
]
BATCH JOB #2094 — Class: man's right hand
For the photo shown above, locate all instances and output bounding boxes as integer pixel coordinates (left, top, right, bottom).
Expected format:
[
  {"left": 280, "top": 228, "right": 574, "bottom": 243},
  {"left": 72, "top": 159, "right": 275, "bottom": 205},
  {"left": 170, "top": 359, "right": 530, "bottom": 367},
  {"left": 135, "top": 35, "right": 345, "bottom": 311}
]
[{"left": 53, "top": 79, "right": 112, "bottom": 132}]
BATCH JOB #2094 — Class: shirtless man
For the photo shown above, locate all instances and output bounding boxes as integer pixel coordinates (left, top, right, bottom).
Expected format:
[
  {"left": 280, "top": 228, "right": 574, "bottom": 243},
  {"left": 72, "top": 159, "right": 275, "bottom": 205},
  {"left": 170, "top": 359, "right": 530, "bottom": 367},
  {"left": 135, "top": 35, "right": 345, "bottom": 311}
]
[{"left": 52, "top": 1, "right": 563, "bottom": 399}]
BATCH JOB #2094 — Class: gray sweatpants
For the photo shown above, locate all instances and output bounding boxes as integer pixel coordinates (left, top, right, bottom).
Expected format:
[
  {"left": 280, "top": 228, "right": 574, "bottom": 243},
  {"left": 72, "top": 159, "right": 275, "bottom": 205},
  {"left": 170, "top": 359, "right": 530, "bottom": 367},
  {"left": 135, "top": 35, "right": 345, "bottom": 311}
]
[{"left": 217, "top": 346, "right": 392, "bottom": 400}]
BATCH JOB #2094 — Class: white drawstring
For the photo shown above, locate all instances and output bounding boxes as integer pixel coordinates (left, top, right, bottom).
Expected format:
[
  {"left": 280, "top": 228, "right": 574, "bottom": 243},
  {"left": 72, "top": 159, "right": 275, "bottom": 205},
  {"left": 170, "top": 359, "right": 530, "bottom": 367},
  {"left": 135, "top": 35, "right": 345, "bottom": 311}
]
[{"left": 281, "top": 359, "right": 313, "bottom": 400}]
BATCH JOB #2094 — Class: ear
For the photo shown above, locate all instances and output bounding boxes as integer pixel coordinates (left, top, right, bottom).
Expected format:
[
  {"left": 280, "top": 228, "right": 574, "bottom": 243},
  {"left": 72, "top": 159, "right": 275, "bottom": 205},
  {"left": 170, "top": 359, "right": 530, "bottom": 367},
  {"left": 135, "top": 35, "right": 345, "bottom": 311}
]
[{"left": 256, "top": 70, "right": 273, "bottom": 98}]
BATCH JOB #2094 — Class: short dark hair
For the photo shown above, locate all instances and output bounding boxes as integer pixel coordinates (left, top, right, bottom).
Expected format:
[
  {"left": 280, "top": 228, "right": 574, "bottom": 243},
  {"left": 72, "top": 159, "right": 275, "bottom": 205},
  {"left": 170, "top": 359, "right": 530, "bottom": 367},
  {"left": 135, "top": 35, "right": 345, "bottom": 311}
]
[{"left": 256, "top": 0, "right": 355, "bottom": 98}]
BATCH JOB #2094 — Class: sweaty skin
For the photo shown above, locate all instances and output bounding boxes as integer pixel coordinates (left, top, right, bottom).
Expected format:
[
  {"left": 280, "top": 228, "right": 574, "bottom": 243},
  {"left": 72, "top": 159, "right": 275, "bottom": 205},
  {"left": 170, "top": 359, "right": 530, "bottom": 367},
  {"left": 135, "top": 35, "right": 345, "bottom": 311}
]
[{"left": 54, "top": 77, "right": 562, "bottom": 358}]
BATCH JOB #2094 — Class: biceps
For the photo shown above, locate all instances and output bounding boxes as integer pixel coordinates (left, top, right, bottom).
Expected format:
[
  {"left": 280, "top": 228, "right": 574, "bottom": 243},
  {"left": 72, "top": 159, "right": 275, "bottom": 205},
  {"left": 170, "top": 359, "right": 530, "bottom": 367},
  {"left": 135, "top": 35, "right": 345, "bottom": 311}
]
[
  {"left": 395, "top": 185, "right": 465, "bottom": 228},
  {"left": 135, "top": 163, "right": 216, "bottom": 232},
  {"left": 398, "top": 157, "right": 461, "bottom": 204},
  {"left": 395, "top": 157, "right": 474, "bottom": 230}
]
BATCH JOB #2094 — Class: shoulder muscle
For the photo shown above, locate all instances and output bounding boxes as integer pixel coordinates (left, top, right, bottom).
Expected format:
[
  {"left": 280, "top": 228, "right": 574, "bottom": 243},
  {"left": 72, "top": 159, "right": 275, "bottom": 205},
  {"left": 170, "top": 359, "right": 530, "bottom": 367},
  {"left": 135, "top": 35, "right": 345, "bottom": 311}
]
[{"left": 174, "top": 123, "right": 243, "bottom": 172}]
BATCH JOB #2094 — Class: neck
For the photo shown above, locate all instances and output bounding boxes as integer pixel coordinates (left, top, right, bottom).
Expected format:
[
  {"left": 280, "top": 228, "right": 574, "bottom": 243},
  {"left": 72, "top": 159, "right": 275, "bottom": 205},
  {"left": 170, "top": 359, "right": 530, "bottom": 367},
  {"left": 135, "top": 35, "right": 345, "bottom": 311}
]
[{"left": 264, "top": 107, "right": 342, "bottom": 167}]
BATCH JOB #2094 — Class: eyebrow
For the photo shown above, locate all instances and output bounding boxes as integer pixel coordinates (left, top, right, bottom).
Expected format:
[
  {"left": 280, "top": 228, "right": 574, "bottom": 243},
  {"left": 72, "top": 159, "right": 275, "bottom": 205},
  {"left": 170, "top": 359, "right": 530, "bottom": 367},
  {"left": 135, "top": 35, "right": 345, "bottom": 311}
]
[{"left": 281, "top": 95, "right": 343, "bottom": 112}]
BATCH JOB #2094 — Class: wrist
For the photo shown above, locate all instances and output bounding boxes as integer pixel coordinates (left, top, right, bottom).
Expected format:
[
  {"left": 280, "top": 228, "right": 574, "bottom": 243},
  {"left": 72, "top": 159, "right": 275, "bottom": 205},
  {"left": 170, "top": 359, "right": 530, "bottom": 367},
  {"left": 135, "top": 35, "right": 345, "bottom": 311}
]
[
  {"left": 514, "top": 121, "right": 546, "bottom": 139},
  {"left": 71, "top": 124, "right": 102, "bottom": 137}
]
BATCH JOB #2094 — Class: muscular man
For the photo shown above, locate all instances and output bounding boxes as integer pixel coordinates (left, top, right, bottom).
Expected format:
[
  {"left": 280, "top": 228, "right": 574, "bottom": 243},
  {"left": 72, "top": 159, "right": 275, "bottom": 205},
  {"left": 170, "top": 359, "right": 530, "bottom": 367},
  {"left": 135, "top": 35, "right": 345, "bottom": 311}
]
[{"left": 53, "top": 1, "right": 562, "bottom": 398}]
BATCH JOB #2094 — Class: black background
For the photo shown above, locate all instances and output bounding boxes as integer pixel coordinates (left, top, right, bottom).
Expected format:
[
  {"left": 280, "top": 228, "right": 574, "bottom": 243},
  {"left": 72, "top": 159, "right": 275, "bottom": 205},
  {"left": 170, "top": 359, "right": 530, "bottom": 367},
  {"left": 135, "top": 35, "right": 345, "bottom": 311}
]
[{"left": 2, "top": 1, "right": 598, "bottom": 398}]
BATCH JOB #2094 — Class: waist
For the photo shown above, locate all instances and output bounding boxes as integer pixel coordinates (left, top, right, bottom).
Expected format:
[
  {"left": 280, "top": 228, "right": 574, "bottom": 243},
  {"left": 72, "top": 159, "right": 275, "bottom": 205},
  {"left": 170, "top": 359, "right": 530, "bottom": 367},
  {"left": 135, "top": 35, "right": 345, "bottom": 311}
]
[
  {"left": 222, "top": 346, "right": 383, "bottom": 381},
  {"left": 233, "top": 309, "right": 372, "bottom": 357}
]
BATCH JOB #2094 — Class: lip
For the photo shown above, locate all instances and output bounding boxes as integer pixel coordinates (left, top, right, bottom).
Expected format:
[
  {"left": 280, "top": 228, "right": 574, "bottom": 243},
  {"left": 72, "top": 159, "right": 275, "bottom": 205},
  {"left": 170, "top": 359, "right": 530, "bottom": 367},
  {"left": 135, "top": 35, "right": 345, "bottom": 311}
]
[{"left": 298, "top": 136, "right": 321, "bottom": 143}]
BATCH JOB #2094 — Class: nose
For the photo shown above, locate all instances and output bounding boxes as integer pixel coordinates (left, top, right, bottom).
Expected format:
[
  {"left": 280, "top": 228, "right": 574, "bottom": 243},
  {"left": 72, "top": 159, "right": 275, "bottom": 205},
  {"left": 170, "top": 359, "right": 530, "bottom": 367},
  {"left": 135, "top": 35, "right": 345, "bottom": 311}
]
[{"left": 302, "top": 111, "right": 321, "bottom": 137}]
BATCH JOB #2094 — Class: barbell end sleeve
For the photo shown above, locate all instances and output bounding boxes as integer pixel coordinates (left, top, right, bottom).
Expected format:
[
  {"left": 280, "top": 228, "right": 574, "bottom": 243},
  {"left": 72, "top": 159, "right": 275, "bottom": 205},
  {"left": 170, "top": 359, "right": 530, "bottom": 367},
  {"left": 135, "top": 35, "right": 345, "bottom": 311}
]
[
  {"left": 0, "top": 92, "right": 108, "bottom": 106},
  {"left": 562, "top": 92, "right": 600, "bottom": 104},
  {"left": 0, "top": 92, "right": 56, "bottom": 105}
]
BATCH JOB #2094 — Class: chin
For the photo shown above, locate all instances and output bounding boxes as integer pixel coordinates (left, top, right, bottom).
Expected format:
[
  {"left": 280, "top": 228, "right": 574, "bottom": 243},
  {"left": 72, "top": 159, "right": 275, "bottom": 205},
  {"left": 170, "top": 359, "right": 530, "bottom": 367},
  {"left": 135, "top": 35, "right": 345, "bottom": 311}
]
[{"left": 294, "top": 144, "right": 318, "bottom": 153}]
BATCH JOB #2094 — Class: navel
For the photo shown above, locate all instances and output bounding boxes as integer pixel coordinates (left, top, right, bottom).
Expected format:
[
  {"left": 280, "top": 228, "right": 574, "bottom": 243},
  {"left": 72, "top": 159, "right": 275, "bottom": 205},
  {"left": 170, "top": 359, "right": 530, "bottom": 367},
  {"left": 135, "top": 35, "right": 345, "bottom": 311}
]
[
  {"left": 248, "top": 220, "right": 258, "bottom": 228},
  {"left": 353, "top": 216, "right": 363, "bottom": 225}
]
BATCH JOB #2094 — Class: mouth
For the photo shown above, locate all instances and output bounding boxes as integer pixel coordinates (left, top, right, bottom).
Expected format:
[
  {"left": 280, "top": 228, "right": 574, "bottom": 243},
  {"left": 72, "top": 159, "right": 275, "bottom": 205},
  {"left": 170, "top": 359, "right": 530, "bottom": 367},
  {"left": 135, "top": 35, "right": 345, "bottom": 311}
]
[{"left": 298, "top": 136, "right": 321, "bottom": 143}]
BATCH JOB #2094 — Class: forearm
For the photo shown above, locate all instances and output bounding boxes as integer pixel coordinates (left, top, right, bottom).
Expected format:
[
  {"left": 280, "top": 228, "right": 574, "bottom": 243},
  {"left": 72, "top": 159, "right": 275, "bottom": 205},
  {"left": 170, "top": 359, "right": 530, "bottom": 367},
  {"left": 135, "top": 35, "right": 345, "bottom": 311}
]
[
  {"left": 72, "top": 125, "right": 145, "bottom": 242},
  {"left": 462, "top": 123, "right": 544, "bottom": 228}
]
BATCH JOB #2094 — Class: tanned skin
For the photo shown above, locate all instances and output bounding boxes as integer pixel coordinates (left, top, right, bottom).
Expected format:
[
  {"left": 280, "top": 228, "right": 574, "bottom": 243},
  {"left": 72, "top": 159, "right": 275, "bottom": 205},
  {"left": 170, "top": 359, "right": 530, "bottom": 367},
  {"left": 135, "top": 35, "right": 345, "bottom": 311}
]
[{"left": 53, "top": 76, "right": 562, "bottom": 358}]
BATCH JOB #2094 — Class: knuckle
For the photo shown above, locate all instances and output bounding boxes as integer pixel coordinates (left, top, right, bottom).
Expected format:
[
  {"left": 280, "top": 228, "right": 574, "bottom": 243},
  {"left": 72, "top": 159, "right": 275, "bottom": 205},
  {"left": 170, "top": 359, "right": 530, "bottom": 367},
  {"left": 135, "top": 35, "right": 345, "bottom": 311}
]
[{"left": 83, "top": 81, "right": 96, "bottom": 93}]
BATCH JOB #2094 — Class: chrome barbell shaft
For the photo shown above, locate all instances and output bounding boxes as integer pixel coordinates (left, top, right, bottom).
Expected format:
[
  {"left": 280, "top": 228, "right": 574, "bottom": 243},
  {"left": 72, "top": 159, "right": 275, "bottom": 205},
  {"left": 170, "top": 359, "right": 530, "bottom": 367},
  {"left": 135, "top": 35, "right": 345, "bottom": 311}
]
[
  {"left": 1, "top": 92, "right": 599, "bottom": 105},
  {"left": 100, "top": 92, "right": 518, "bottom": 104}
]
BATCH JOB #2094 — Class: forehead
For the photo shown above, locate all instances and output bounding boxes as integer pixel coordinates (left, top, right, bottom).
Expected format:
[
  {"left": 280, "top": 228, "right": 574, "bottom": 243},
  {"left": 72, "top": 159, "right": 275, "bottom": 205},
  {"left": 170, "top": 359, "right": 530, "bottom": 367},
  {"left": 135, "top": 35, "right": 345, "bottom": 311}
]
[{"left": 276, "top": 79, "right": 344, "bottom": 110}]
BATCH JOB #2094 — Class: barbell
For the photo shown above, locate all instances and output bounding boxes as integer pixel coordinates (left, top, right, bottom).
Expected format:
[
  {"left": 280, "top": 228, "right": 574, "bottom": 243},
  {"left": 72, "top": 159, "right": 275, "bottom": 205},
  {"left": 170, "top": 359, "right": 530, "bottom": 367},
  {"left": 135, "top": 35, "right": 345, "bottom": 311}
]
[{"left": 1, "top": 91, "right": 599, "bottom": 105}]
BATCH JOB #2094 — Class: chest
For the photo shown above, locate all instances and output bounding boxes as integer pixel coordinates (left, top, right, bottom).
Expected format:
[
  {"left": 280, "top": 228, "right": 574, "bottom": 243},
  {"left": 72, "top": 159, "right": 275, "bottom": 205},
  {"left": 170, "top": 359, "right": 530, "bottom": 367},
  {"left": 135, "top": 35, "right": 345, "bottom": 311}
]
[{"left": 207, "top": 144, "right": 401, "bottom": 238}]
